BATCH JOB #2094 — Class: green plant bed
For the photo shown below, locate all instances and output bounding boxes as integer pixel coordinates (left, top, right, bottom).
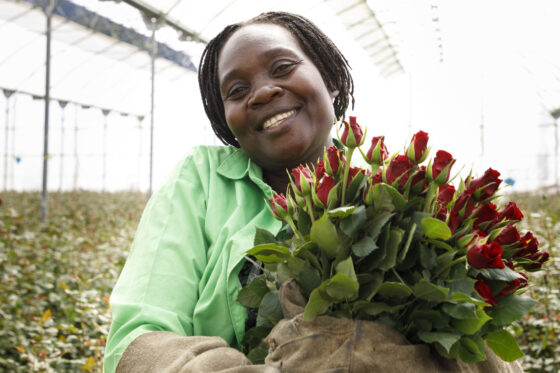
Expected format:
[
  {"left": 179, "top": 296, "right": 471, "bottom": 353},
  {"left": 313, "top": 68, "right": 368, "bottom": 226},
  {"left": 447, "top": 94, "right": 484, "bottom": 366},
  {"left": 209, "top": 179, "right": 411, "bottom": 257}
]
[
  {"left": 506, "top": 192, "right": 560, "bottom": 372},
  {"left": 0, "top": 191, "right": 146, "bottom": 372}
]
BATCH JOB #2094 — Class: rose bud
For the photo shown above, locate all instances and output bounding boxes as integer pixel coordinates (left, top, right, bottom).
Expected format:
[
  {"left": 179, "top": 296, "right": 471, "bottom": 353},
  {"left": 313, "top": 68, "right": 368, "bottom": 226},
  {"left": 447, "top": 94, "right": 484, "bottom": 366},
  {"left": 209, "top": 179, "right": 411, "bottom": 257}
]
[
  {"left": 427, "top": 150, "right": 455, "bottom": 186},
  {"left": 365, "top": 135, "right": 388, "bottom": 166},
  {"left": 347, "top": 167, "right": 365, "bottom": 186},
  {"left": 469, "top": 168, "right": 502, "bottom": 201},
  {"left": 315, "top": 161, "right": 326, "bottom": 180},
  {"left": 437, "top": 185, "right": 456, "bottom": 206},
  {"left": 467, "top": 241, "right": 505, "bottom": 269},
  {"left": 341, "top": 116, "right": 364, "bottom": 148},
  {"left": 315, "top": 175, "right": 338, "bottom": 209},
  {"left": 473, "top": 203, "right": 498, "bottom": 230},
  {"left": 452, "top": 190, "right": 475, "bottom": 218},
  {"left": 526, "top": 251, "right": 550, "bottom": 270},
  {"left": 410, "top": 166, "right": 427, "bottom": 194},
  {"left": 498, "top": 274, "right": 528, "bottom": 296},
  {"left": 406, "top": 130, "right": 429, "bottom": 163},
  {"left": 474, "top": 279, "right": 498, "bottom": 306},
  {"left": 325, "top": 146, "right": 345, "bottom": 176},
  {"left": 494, "top": 224, "right": 521, "bottom": 246},
  {"left": 496, "top": 202, "right": 523, "bottom": 222},
  {"left": 514, "top": 231, "right": 539, "bottom": 257},
  {"left": 385, "top": 155, "right": 412, "bottom": 188},
  {"left": 364, "top": 169, "right": 383, "bottom": 205},
  {"left": 269, "top": 193, "right": 289, "bottom": 220},
  {"left": 291, "top": 165, "right": 314, "bottom": 196}
]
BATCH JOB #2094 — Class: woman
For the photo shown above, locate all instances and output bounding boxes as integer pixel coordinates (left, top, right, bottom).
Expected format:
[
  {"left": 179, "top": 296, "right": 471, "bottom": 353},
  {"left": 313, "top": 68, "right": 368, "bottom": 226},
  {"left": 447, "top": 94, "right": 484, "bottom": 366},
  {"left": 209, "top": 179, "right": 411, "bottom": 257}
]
[{"left": 103, "top": 12, "right": 353, "bottom": 373}]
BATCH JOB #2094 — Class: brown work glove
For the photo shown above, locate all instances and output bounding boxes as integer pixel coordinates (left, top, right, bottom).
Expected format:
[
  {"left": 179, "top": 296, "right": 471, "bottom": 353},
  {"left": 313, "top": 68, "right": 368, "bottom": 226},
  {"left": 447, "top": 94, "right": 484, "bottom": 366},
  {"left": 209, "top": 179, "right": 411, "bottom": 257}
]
[
  {"left": 116, "top": 331, "right": 280, "bottom": 373},
  {"left": 263, "top": 279, "right": 524, "bottom": 373}
]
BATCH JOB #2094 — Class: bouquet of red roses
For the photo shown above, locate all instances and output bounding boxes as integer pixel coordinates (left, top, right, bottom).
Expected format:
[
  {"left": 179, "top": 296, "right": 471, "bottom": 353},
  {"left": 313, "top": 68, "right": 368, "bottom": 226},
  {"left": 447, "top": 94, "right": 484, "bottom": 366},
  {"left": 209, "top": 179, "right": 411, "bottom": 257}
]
[{"left": 238, "top": 117, "right": 550, "bottom": 365}]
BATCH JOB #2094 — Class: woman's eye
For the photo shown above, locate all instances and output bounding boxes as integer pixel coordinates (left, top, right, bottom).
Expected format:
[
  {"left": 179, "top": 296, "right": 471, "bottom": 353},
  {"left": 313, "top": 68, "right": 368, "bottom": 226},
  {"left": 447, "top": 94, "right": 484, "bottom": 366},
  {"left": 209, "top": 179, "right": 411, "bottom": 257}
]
[
  {"left": 227, "top": 86, "right": 247, "bottom": 99},
  {"left": 273, "top": 61, "right": 300, "bottom": 76}
]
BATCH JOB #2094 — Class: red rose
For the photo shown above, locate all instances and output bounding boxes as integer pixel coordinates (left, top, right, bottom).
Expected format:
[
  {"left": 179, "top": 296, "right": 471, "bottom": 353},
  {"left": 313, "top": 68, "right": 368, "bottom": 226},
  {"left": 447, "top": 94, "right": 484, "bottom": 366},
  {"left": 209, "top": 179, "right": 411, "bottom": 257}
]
[
  {"left": 269, "top": 193, "right": 289, "bottom": 219},
  {"left": 452, "top": 190, "right": 475, "bottom": 218},
  {"left": 498, "top": 274, "right": 528, "bottom": 296},
  {"left": 341, "top": 116, "right": 364, "bottom": 147},
  {"left": 430, "top": 150, "right": 455, "bottom": 185},
  {"left": 410, "top": 166, "right": 427, "bottom": 194},
  {"left": 473, "top": 203, "right": 498, "bottom": 229},
  {"left": 527, "top": 251, "right": 549, "bottom": 270},
  {"left": 407, "top": 130, "right": 429, "bottom": 163},
  {"left": 497, "top": 202, "right": 523, "bottom": 222},
  {"left": 291, "top": 165, "right": 313, "bottom": 195},
  {"left": 364, "top": 169, "right": 383, "bottom": 205},
  {"left": 365, "top": 136, "right": 388, "bottom": 165},
  {"left": 315, "top": 161, "right": 326, "bottom": 180},
  {"left": 437, "top": 185, "right": 456, "bottom": 206},
  {"left": 467, "top": 241, "right": 505, "bottom": 269},
  {"left": 514, "top": 231, "right": 539, "bottom": 257},
  {"left": 494, "top": 224, "right": 521, "bottom": 246},
  {"left": 325, "top": 146, "right": 345, "bottom": 176},
  {"left": 386, "top": 155, "right": 412, "bottom": 187},
  {"left": 474, "top": 279, "right": 498, "bottom": 306},
  {"left": 469, "top": 168, "right": 502, "bottom": 201},
  {"left": 317, "top": 175, "right": 337, "bottom": 207}
]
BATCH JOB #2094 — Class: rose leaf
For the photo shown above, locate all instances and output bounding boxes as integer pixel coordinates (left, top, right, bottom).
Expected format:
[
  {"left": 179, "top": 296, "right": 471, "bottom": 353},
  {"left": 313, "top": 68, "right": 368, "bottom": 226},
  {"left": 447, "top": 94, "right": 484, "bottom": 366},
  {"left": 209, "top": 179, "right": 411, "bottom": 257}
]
[
  {"left": 421, "top": 217, "right": 452, "bottom": 240},
  {"left": 412, "top": 278, "right": 449, "bottom": 303},
  {"left": 310, "top": 214, "right": 340, "bottom": 259},
  {"left": 486, "top": 329, "right": 524, "bottom": 362}
]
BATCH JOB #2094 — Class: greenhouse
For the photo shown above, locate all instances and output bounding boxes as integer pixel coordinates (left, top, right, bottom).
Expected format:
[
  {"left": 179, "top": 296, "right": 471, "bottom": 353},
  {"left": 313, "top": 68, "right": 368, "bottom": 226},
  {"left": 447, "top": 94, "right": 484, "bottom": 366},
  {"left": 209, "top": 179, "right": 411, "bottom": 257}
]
[{"left": 1, "top": 0, "right": 559, "bottom": 372}]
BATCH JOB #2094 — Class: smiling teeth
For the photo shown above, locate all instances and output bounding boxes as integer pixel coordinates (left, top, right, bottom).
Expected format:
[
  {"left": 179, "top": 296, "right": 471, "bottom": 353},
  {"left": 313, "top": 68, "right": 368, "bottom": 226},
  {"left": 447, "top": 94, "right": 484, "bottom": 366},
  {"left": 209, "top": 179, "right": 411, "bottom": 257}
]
[{"left": 262, "top": 110, "right": 296, "bottom": 130}]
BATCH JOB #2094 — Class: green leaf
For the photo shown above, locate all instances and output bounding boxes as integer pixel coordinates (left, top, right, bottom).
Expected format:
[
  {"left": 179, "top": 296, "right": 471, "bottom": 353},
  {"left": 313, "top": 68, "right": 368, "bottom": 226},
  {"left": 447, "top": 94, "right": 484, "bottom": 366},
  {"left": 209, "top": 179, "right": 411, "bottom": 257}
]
[
  {"left": 365, "top": 210, "right": 394, "bottom": 241},
  {"left": 450, "top": 292, "right": 489, "bottom": 307},
  {"left": 352, "top": 235, "right": 377, "bottom": 257},
  {"left": 296, "top": 260, "right": 322, "bottom": 297},
  {"left": 310, "top": 214, "right": 340, "bottom": 259},
  {"left": 479, "top": 267, "right": 526, "bottom": 282},
  {"left": 358, "top": 271, "right": 384, "bottom": 301},
  {"left": 340, "top": 205, "right": 367, "bottom": 238},
  {"left": 303, "top": 288, "right": 331, "bottom": 322},
  {"left": 253, "top": 228, "right": 278, "bottom": 246},
  {"left": 276, "top": 256, "right": 306, "bottom": 284},
  {"left": 490, "top": 295, "right": 537, "bottom": 325},
  {"left": 451, "top": 309, "right": 491, "bottom": 335},
  {"left": 246, "top": 244, "right": 291, "bottom": 263},
  {"left": 378, "top": 227, "right": 404, "bottom": 271},
  {"left": 327, "top": 205, "right": 356, "bottom": 218},
  {"left": 380, "top": 183, "right": 406, "bottom": 210},
  {"left": 421, "top": 217, "right": 452, "bottom": 240},
  {"left": 371, "top": 183, "right": 396, "bottom": 212},
  {"left": 486, "top": 329, "right": 524, "bottom": 362},
  {"left": 246, "top": 343, "right": 269, "bottom": 364},
  {"left": 397, "top": 223, "right": 416, "bottom": 263},
  {"left": 419, "top": 244, "right": 437, "bottom": 270},
  {"left": 256, "top": 291, "right": 283, "bottom": 328},
  {"left": 413, "top": 279, "right": 449, "bottom": 303},
  {"left": 237, "top": 275, "right": 269, "bottom": 308},
  {"left": 442, "top": 302, "right": 477, "bottom": 319},
  {"left": 324, "top": 273, "right": 359, "bottom": 301},
  {"left": 458, "top": 336, "right": 486, "bottom": 363},
  {"left": 377, "top": 281, "right": 412, "bottom": 298},
  {"left": 417, "top": 331, "right": 461, "bottom": 353},
  {"left": 353, "top": 301, "right": 406, "bottom": 316},
  {"left": 335, "top": 256, "right": 357, "bottom": 282},
  {"left": 409, "top": 211, "right": 432, "bottom": 239}
]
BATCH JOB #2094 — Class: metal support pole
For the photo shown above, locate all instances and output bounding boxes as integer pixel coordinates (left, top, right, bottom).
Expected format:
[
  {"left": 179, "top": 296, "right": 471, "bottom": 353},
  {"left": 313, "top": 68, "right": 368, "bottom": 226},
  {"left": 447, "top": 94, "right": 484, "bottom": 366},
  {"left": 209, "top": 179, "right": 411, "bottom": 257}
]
[
  {"left": 555, "top": 119, "right": 559, "bottom": 192},
  {"left": 73, "top": 104, "right": 79, "bottom": 189},
  {"left": 102, "top": 109, "right": 110, "bottom": 192},
  {"left": 41, "top": 0, "right": 55, "bottom": 221},
  {"left": 148, "top": 27, "right": 156, "bottom": 197},
  {"left": 58, "top": 100, "right": 67, "bottom": 191},
  {"left": 3, "top": 90, "right": 13, "bottom": 191},
  {"left": 137, "top": 115, "right": 144, "bottom": 191}
]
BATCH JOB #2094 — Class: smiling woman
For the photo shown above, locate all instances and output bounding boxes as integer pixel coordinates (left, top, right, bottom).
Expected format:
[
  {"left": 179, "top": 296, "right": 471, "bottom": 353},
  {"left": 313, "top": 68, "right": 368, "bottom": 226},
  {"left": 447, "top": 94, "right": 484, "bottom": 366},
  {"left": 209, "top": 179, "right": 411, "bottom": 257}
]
[{"left": 103, "top": 11, "right": 354, "bottom": 373}]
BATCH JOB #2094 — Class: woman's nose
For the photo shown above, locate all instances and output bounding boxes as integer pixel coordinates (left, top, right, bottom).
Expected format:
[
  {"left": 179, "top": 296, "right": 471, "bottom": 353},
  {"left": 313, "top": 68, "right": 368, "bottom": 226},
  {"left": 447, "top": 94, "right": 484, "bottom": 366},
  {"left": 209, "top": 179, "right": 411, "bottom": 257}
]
[{"left": 248, "top": 84, "right": 283, "bottom": 108}]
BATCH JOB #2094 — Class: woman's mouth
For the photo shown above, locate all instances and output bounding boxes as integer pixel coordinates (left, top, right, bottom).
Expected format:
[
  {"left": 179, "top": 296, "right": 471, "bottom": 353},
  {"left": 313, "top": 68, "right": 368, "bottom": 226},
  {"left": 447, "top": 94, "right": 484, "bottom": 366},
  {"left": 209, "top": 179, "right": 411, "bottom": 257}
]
[{"left": 262, "top": 109, "right": 297, "bottom": 130}]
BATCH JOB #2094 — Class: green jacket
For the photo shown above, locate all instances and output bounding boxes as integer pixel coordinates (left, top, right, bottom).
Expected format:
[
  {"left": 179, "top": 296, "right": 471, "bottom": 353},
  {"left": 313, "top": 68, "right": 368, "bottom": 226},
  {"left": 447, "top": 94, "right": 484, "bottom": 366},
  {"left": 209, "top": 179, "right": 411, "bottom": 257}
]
[{"left": 103, "top": 146, "right": 282, "bottom": 373}]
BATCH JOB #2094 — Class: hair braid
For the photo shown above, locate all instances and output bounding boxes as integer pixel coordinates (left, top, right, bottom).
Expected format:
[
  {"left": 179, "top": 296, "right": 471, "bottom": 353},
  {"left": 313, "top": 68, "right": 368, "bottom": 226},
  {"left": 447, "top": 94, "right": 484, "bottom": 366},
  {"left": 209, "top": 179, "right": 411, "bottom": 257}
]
[{"left": 198, "top": 12, "right": 354, "bottom": 147}]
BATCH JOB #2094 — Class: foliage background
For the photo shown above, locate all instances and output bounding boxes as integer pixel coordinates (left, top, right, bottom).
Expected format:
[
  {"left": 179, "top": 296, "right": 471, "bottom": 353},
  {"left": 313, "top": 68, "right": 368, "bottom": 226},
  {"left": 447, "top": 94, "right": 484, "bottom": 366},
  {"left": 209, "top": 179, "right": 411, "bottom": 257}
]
[{"left": 0, "top": 190, "right": 557, "bottom": 372}]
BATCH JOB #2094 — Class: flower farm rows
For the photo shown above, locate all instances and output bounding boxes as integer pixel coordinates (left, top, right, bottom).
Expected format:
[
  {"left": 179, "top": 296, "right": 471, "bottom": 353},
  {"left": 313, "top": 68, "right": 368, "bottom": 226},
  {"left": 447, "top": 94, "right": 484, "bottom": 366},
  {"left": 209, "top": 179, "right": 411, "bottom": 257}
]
[
  {"left": 0, "top": 188, "right": 557, "bottom": 372},
  {"left": 0, "top": 191, "right": 146, "bottom": 372}
]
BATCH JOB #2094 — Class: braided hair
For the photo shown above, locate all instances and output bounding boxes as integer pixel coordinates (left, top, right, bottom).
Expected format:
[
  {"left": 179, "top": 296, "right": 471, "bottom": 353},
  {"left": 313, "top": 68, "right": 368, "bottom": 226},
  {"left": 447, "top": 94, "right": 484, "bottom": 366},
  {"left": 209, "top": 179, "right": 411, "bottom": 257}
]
[{"left": 198, "top": 11, "right": 355, "bottom": 147}]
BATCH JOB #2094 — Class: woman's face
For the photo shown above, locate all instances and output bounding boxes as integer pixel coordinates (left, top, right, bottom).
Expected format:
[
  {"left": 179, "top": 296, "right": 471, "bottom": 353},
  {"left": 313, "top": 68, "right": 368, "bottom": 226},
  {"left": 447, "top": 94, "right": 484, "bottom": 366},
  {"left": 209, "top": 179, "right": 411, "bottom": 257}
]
[{"left": 218, "top": 23, "right": 338, "bottom": 173}]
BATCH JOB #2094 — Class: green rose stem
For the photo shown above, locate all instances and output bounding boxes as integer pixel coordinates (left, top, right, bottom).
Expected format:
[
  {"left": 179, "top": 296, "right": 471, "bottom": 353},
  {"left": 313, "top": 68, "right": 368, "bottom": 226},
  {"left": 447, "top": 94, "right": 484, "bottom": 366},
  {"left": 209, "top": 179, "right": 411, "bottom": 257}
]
[
  {"left": 341, "top": 147, "right": 355, "bottom": 205},
  {"left": 304, "top": 195, "right": 315, "bottom": 224},
  {"left": 423, "top": 182, "right": 438, "bottom": 213},
  {"left": 402, "top": 164, "right": 418, "bottom": 199},
  {"left": 434, "top": 256, "right": 467, "bottom": 279},
  {"left": 284, "top": 215, "right": 304, "bottom": 241}
]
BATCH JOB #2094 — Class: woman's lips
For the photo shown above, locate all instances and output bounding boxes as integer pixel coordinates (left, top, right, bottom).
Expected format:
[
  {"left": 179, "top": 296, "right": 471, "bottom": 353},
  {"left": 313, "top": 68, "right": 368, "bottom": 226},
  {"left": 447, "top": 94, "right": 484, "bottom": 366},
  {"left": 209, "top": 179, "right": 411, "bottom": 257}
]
[{"left": 261, "top": 109, "right": 297, "bottom": 130}]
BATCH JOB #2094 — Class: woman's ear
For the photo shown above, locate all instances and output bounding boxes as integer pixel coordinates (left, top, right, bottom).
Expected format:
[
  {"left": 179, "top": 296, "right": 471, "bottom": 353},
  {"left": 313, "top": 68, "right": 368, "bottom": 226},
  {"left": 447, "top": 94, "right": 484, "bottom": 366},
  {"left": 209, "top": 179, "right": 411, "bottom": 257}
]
[{"left": 330, "top": 89, "right": 340, "bottom": 100}]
